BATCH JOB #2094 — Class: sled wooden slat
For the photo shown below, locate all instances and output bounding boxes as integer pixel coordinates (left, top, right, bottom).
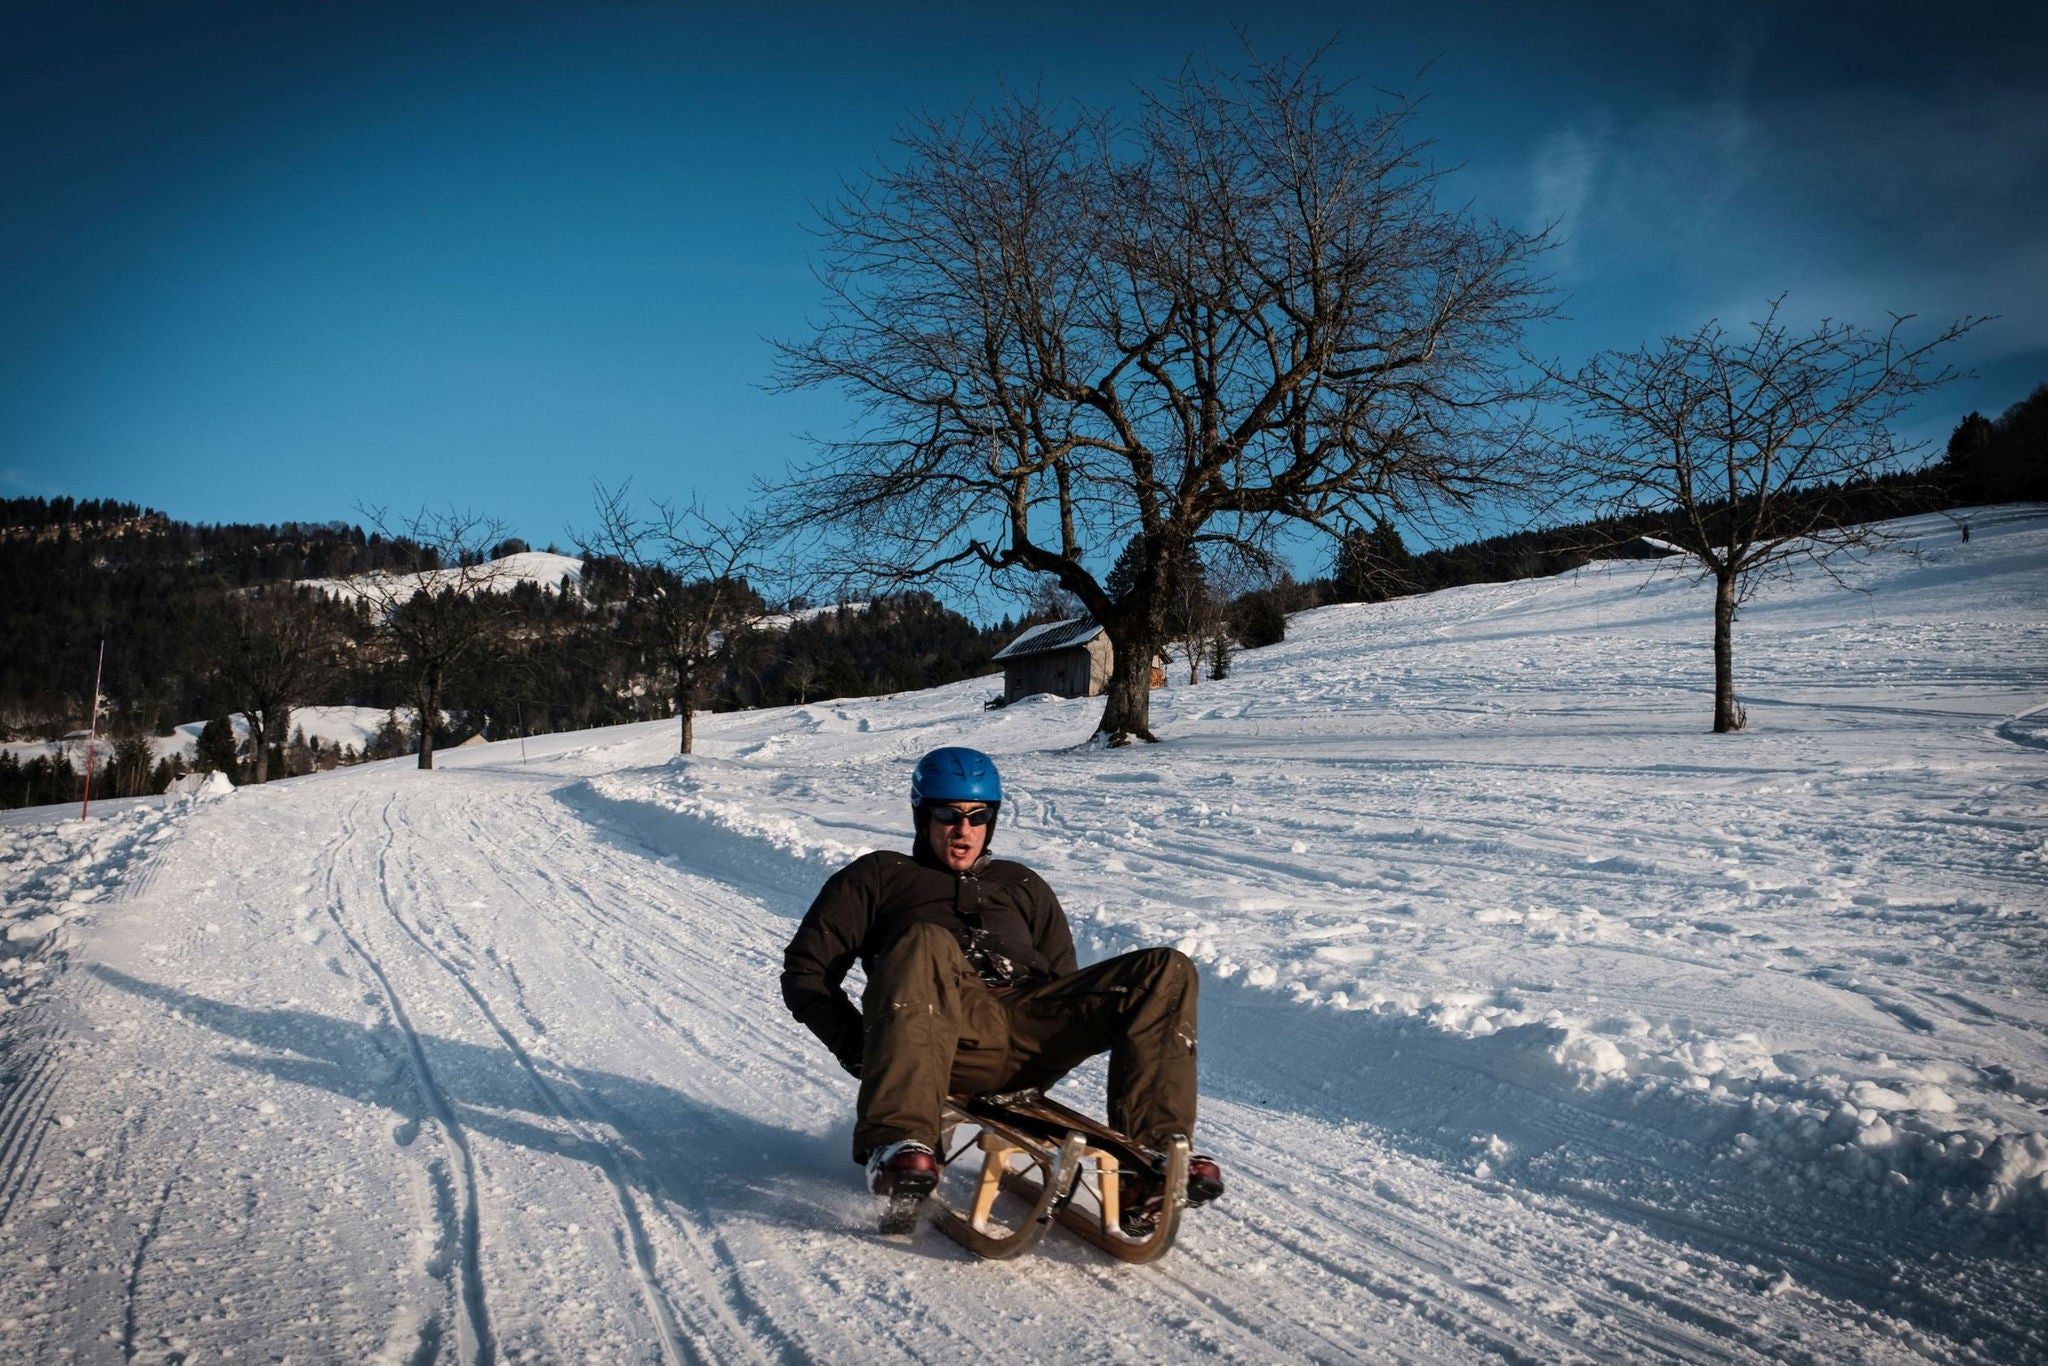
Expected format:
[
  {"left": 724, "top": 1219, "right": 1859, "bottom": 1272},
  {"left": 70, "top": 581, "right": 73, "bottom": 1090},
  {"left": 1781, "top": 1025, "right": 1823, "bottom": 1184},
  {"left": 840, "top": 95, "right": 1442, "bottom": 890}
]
[
  {"left": 933, "top": 1093, "right": 1191, "bottom": 1264},
  {"left": 1001, "top": 1138, "right": 1188, "bottom": 1264},
  {"left": 929, "top": 1124, "right": 1082, "bottom": 1260}
]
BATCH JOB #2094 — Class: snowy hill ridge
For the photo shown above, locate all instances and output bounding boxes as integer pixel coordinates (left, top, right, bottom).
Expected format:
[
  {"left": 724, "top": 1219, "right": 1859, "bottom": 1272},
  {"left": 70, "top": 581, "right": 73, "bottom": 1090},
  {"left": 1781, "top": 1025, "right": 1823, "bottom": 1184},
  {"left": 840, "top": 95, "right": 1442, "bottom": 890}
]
[
  {"left": 0, "top": 507, "right": 2042, "bottom": 1363},
  {"left": 298, "top": 549, "right": 583, "bottom": 605}
]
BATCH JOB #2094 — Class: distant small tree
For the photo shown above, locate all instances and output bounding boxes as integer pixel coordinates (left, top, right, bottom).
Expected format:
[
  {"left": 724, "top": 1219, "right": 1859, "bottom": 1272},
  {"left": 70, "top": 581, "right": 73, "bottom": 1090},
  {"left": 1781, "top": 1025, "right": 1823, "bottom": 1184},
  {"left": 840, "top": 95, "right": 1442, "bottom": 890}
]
[
  {"left": 586, "top": 483, "right": 782, "bottom": 755},
  {"left": 353, "top": 507, "right": 517, "bottom": 769},
  {"left": 1110, "top": 537, "right": 1225, "bottom": 685},
  {"left": 284, "top": 725, "right": 316, "bottom": 778},
  {"left": 1943, "top": 411, "right": 1996, "bottom": 498},
  {"left": 25, "top": 754, "right": 78, "bottom": 807},
  {"left": 110, "top": 734, "right": 154, "bottom": 797},
  {"left": 1565, "top": 298, "right": 1979, "bottom": 732},
  {"left": 150, "top": 754, "right": 186, "bottom": 794},
  {"left": 212, "top": 585, "right": 340, "bottom": 783},
  {"left": 195, "top": 714, "right": 239, "bottom": 778},
  {"left": 1169, "top": 547, "right": 1260, "bottom": 685},
  {"left": 784, "top": 652, "right": 822, "bottom": 705},
  {"left": 369, "top": 708, "right": 410, "bottom": 761}
]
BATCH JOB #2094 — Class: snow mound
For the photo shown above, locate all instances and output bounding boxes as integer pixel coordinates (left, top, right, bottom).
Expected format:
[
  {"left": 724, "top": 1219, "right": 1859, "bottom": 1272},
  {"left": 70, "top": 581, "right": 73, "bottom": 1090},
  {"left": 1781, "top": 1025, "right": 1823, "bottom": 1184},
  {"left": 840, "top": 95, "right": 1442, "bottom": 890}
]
[{"left": 165, "top": 770, "right": 235, "bottom": 799}]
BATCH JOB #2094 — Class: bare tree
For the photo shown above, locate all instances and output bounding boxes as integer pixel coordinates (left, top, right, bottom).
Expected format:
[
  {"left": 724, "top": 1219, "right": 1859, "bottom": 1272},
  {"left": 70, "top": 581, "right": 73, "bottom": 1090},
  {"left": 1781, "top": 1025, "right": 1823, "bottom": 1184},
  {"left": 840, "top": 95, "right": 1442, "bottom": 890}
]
[
  {"left": 1016, "top": 578, "right": 1085, "bottom": 628},
  {"left": 212, "top": 586, "right": 341, "bottom": 783},
  {"left": 1172, "top": 549, "right": 1265, "bottom": 685},
  {"left": 586, "top": 483, "right": 780, "bottom": 755},
  {"left": 771, "top": 49, "right": 1553, "bottom": 744},
  {"left": 783, "top": 651, "right": 822, "bottom": 706},
  {"left": 1564, "top": 299, "right": 1980, "bottom": 732},
  {"left": 353, "top": 507, "right": 516, "bottom": 769}
]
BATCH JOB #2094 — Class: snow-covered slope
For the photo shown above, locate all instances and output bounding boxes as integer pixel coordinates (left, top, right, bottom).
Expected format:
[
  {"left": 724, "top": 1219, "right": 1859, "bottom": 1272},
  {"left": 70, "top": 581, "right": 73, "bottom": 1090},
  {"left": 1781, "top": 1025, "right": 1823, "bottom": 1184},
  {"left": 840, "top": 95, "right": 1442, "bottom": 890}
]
[
  {"left": 4, "top": 706, "right": 400, "bottom": 771},
  {"left": 300, "top": 550, "right": 583, "bottom": 606},
  {"left": 166, "top": 705, "right": 395, "bottom": 757},
  {"left": 1, "top": 508, "right": 2043, "bottom": 1363}
]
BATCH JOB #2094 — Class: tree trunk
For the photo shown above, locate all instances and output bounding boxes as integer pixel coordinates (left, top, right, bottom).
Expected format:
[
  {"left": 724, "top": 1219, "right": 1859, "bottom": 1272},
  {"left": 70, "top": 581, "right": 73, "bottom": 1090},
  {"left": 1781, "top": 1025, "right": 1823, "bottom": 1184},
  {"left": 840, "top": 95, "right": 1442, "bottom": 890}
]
[
  {"left": 1712, "top": 573, "right": 1744, "bottom": 733},
  {"left": 1094, "top": 626, "right": 1160, "bottom": 744},
  {"left": 249, "top": 709, "right": 270, "bottom": 785},
  {"left": 676, "top": 662, "right": 695, "bottom": 755},
  {"left": 273, "top": 703, "right": 291, "bottom": 779},
  {"left": 417, "top": 671, "right": 440, "bottom": 770}
]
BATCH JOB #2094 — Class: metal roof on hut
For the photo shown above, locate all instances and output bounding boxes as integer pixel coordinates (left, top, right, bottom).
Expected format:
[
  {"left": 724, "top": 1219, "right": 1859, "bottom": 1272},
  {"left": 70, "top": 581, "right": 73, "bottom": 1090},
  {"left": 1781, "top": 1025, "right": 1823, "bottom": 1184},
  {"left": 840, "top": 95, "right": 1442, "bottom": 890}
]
[{"left": 991, "top": 618, "right": 1106, "bottom": 661}]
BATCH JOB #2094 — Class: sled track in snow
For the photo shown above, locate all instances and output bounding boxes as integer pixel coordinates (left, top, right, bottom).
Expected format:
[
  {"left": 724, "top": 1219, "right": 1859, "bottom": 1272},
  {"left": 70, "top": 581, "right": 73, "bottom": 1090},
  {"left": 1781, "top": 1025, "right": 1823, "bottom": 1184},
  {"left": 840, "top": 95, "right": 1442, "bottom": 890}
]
[
  {"left": 119, "top": 1145, "right": 197, "bottom": 1363},
  {"left": 329, "top": 788, "right": 798, "bottom": 1366},
  {"left": 319, "top": 794, "right": 498, "bottom": 1366},
  {"left": 0, "top": 1019, "right": 64, "bottom": 1228},
  {"left": 436, "top": 790, "right": 796, "bottom": 1365}
]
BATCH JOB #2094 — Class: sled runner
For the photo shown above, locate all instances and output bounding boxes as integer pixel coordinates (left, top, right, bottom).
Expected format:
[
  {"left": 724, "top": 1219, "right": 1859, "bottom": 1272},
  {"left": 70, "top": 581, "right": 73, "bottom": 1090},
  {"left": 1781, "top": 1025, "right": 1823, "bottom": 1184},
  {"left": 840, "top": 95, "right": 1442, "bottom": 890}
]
[{"left": 925, "top": 1090, "right": 1193, "bottom": 1264}]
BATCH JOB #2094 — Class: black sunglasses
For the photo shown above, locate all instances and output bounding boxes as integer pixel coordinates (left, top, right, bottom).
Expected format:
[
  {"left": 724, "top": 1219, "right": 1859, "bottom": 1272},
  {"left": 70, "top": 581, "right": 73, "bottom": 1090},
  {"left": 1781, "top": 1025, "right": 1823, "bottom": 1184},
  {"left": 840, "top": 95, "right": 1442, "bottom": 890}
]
[{"left": 924, "top": 803, "right": 996, "bottom": 827}]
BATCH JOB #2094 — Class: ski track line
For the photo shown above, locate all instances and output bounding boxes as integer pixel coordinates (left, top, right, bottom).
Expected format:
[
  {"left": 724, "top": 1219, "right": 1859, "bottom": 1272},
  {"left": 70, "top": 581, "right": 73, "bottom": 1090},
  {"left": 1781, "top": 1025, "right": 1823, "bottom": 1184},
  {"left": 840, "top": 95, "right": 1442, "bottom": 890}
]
[
  {"left": 510, "top": 899, "right": 866, "bottom": 1361},
  {"left": 1039, "top": 1126, "right": 1575, "bottom": 1365},
  {"left": 1133, "top": 1229, "right": 1513, "bottom": 1366},
  {"left": 119, "top": 1136, "right": 200, "bottom": 1364},
  {"left": 1212, "top": 1159, "right": 1756, "bottom": 1365},
  {"left": 447, "top": 790, "right": 816, "bottom": 1363},
  {"left": 320, "top": 793, "right": 497, "bottom": 1366},
  {"left": 0, "top": 811, "right": 182, "bottom": 1232},
  {"left": 0, "top": 1021, "right": 62, "bottom": 1228},
  {"left": 359, "top": 786, "right": 779, "bottom": 1366},
  {"left": 450, "top": 799, "right": 796, "bottom": 1366},
  {"left": 1549, "top": 1177, "right": 2025, "bottom": 1365}
]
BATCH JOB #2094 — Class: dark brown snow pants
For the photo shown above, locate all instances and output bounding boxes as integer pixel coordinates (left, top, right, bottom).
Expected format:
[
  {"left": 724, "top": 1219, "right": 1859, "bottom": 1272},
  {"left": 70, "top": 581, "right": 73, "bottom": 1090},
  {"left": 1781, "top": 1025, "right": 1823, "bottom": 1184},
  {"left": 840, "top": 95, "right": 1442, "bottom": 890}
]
[{"left": 854, "top": 921, "right": 1199, "bottom": 1160}]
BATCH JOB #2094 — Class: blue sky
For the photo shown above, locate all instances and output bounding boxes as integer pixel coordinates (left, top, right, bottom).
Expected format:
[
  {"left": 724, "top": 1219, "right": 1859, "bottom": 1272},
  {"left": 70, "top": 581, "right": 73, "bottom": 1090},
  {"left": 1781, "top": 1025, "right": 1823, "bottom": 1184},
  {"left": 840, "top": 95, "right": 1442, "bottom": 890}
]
[{"left": 6, "top": 1, "right": 2043, "bottom": 573}]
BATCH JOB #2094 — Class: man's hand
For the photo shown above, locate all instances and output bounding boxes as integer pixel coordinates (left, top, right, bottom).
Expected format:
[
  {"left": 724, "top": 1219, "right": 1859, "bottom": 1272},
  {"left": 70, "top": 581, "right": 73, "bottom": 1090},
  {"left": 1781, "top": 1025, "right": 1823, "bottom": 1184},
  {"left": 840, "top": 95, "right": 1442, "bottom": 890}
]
[{"left": 831, "top": 1018, "right": 864, "bottom": 1079}]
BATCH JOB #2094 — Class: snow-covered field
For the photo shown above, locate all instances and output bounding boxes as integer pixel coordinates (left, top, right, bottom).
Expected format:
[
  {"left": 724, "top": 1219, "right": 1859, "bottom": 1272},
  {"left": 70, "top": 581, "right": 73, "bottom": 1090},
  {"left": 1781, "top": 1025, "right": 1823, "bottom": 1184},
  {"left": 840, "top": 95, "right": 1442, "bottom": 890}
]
[{"left": 0, "top": 507, "right": 2042, "bottom": 1363}]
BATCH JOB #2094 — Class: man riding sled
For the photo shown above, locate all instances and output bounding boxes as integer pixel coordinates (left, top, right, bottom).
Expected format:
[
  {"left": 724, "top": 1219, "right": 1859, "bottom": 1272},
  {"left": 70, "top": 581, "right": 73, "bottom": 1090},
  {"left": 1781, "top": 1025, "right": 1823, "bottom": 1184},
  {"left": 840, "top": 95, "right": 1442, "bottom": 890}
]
[{"left": 780, "top": 746, "right": 1224, "bottom": 1235}]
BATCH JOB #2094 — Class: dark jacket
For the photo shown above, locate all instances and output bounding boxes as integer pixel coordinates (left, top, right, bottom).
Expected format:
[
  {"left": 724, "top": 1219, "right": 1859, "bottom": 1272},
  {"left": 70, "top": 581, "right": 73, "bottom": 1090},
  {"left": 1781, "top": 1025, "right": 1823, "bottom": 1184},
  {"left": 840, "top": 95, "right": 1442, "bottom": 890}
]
[{"left": 781, "top": 847, "right": 1077, "bottom": 1074}]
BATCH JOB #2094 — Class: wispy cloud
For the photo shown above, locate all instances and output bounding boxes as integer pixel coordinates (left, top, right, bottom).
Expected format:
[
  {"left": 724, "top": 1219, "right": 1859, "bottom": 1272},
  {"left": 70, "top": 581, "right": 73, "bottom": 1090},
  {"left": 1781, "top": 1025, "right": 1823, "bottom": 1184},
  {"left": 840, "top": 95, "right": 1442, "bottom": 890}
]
[
  {"left": 0, "top": 466, "right": 66, "bottom": 496},
  {"left": 1552, "top": 69, "right": 2047, "bottom": 339},
  {"left": 1526, "top": 118, "right": 1610, "bottom": 273}
]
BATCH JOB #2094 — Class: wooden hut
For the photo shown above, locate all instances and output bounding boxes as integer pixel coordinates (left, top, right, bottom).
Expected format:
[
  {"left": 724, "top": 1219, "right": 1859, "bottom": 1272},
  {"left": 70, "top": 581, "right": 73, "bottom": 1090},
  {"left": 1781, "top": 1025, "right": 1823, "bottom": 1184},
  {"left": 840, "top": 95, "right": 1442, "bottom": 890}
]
[{"left": 991, "top": 618, "right": 1115, "bottom": 702}]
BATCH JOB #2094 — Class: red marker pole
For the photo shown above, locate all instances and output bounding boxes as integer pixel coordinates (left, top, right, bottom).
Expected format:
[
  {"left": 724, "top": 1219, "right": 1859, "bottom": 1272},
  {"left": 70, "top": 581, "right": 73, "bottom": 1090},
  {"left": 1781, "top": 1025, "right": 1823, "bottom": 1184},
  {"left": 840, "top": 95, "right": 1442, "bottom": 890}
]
[{"left": 80, "top": 640, "right": 104, "bottom": 820}]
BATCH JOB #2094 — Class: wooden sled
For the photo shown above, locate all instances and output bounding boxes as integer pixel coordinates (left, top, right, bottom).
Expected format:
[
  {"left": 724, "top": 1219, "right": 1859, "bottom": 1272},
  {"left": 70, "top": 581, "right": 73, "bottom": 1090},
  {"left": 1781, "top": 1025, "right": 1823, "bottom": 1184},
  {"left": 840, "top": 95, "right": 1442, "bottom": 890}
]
[{"left": 933, "top": 1091, "right": 1192, "bottom": 1264}]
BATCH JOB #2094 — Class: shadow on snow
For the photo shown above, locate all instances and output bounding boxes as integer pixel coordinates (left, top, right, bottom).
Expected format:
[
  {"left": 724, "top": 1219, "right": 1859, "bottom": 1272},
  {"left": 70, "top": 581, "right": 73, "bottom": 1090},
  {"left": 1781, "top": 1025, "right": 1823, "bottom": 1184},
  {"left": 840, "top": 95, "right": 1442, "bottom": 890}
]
[{"left": 89, "top": 964, "right": 855, "bottom": 1241}]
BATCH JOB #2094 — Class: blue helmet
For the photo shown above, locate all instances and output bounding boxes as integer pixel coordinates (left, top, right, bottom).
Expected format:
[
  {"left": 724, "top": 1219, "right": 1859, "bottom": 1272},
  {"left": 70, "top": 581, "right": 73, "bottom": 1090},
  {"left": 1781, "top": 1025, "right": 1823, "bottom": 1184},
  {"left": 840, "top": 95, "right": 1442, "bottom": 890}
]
[{"left": 910, "top": 746, "right": 1002, "bottom": 808}]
